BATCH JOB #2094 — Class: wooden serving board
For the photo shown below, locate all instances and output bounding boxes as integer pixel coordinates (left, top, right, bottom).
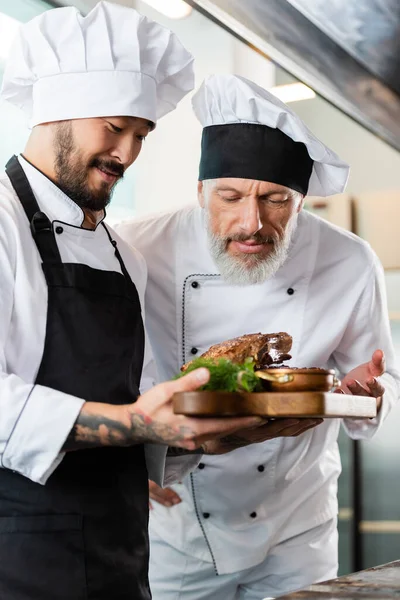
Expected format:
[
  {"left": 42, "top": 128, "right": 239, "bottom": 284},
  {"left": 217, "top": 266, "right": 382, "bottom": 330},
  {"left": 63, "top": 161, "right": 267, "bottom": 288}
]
[{"left": 173, "top": 391, "right": 377, "bottom": 419}]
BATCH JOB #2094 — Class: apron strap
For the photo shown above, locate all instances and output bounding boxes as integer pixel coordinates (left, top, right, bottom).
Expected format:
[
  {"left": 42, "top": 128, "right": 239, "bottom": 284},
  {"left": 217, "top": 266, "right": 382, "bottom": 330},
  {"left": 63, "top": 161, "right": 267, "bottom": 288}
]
[
  {"left": 102, "top": 223, "right": 133, "bottom": 282},
  {"left": 6, "top": 155, "right": 62, "bottom": 264}
]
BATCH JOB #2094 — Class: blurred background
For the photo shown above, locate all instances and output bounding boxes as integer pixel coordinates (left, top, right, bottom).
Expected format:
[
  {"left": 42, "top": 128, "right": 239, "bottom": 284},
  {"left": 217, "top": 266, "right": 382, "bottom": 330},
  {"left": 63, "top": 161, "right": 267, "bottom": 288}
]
[{"left": 0, "top": 0, "right": 399, "bottom": 576}]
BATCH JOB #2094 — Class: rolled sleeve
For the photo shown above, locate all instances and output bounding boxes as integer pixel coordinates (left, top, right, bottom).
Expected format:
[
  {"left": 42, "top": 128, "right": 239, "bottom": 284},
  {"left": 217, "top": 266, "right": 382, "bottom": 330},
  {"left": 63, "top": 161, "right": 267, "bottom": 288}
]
[
  {"left": 342, "top": 372, "right": 400, "bottom": 440},
  {"left": 163, "top": 455, "right": 203, "bottom": 487},
  {"left": 335, "top": 253, "right": 400, "bottom": 440},
  {"left": 1, "top": 383, "right": 84, "bottom": 485}
]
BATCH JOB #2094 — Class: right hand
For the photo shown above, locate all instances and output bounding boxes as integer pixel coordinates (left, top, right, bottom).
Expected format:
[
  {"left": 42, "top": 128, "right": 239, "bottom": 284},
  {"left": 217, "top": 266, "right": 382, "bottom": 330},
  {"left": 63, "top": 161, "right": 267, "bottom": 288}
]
[
  {"left": 127, "top": 368, "right": 263, "bottom": 450},
  {"left": 149, "top": 480, "right": 181, "bottom": 509}
]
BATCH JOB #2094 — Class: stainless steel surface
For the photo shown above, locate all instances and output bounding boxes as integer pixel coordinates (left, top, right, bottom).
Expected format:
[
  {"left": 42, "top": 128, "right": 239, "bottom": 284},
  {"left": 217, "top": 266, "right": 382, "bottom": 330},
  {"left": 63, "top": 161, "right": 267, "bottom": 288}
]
[
  {"left": 188, "top": 0, "right": 400, "bottom": 152},
  {"left": 278, "top": 560, "right": 400, "bottom": 599}
]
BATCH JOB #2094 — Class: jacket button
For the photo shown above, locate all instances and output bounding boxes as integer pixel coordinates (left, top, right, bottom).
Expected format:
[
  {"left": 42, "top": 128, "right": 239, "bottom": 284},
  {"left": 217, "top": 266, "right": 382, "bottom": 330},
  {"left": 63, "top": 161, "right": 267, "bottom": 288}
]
[
  {"left": 257, "top": 465, "right": 265, "bottom": 472},
  {"left": 191, "top": 281, "right": 199, "bottom": 288},
  {"left": 198, "top": 463, "right": 205, "bottom": 470},
  {"left": 55, "top": 226, "right": 63, "bottom": 234},
  {"left": 203, "top": 512, "right": 210, "bottom": 519},
  {"left": 250, "top": 512, "right": 257, "bottom": 519},
  {"left": 287, "top": 287, "right": 294, "bottom": 295},
  {"left": 191, "top": 347, "right": 198, "bottom": 355}
]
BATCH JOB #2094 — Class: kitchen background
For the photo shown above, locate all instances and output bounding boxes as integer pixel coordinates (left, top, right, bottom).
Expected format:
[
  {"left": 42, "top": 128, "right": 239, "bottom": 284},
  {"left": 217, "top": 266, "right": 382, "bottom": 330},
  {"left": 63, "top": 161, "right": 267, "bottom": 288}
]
[{"left": 1, "top": 0, "right": 399, "bottom": 575}]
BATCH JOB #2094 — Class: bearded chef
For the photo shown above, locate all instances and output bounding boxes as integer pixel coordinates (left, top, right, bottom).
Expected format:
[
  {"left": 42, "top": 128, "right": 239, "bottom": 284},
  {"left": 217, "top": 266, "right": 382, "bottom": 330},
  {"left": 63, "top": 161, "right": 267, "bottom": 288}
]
[
  {"left": 116, "top": 74, "right": 400, "bottom": 600},
  {"left": 0, "top": 11, "right": 267, "bottom": 600}
]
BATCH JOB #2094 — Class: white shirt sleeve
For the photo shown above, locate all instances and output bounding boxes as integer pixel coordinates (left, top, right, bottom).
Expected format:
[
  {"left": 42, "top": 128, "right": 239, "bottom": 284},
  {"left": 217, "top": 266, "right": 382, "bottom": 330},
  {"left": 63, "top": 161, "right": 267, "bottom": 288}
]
[
  {"left": 332, "top": 253, "right": 400, "bottom": 439},
  {"left": 140, "top": 315, "right": 202, "bottom": 485},
  {"left": 0, "top": 215, "right": 85, "bottom": 485}
]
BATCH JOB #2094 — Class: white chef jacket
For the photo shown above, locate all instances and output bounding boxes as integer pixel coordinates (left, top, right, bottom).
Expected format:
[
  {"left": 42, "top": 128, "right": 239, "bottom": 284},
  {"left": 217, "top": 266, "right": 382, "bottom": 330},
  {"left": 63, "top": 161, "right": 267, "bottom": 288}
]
[
  {"left": 116, "top": 205, "right": 400, "bottom": 575},
  {"left": 0, "top": 156, "right": 199, "bottom": 488}
]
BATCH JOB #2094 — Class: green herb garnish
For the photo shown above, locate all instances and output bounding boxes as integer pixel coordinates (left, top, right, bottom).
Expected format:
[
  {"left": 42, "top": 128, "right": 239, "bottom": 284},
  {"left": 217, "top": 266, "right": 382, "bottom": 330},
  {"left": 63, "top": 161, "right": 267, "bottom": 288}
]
[{"left": 176, "top": 357, "right": 263, "bottom": 392}]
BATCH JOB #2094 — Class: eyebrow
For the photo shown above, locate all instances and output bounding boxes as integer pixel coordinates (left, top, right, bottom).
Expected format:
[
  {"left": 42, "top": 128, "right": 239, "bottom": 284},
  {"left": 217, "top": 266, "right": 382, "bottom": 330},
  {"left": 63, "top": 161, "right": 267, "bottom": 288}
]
[
  {"left": 216, "top": 186, "right": 242, "bottom": 194},
  {"left": 131, "top": 117, "right": 155, "bottom": 131},
  {"left": 216, "top": 186, "right": 290, "bottom": 197}
]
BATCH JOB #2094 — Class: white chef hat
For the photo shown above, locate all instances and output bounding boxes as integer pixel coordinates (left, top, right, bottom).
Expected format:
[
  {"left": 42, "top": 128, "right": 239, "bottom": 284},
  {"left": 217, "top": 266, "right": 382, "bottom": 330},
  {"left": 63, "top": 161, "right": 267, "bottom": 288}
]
[
  {"left": 0, "top": 1, "right": 194, "bottom": 127},
  {"left": 192, "top": 74, "right": 349, "bottom": 197}
]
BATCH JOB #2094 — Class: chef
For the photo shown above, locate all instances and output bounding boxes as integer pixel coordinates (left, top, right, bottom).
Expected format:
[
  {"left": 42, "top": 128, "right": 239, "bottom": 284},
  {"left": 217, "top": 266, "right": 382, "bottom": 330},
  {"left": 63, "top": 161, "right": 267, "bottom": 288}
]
[
  {"left": 116, "top": 74, "right": 400, "bottom": 599},
  {"left": 0, "top": 10, "right": 264, "bottom": 600}
]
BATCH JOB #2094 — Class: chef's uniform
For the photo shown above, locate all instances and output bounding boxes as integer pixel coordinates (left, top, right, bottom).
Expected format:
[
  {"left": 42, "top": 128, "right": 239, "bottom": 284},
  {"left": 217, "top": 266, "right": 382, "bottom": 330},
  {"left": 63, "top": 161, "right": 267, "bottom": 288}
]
[
  {"left": 0, "top": 3, "right": 195, "bottom": 599},
  {"left": 116, "top": 75, "right": 400, "bottom": 599}
]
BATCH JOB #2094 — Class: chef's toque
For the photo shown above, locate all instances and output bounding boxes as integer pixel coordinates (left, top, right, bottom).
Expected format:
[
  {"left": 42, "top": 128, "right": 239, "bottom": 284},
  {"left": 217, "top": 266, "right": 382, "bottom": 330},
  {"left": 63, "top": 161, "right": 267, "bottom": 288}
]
[
  {"left": 1, "top": 1, "right": 194, "bottom": 127},
  {"left": 193, "top": 74, "right": 349, "bottom": 196}
]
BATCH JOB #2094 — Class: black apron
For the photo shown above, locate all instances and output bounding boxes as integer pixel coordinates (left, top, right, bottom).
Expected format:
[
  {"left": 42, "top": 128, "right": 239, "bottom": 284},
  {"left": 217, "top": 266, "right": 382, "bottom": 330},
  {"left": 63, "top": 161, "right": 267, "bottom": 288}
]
[{"left": 0, "top": 156, "right": 151, "bottom": 600}]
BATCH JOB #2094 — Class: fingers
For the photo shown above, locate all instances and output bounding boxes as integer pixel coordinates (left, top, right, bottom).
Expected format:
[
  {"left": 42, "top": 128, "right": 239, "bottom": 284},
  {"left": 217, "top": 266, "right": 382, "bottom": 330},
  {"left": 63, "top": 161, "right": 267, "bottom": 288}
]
[
  {"left": 162, "top": 368, "right": 211, "bottom": 399},
  {"left": 366, "top": 377, "right": 385, "bottom": 398},
  {"left": 148, "top": 481, "right": 181, "bottom": 507},
  {"left": 280, "top": 418, "right": 323, "bottom": 437},
  {"left": 256, "top": 418, "right": 323, "bottom": 440},
  {"left": 347, "top": 379, "right": 370, "bottom": 396},
  {"left": 261, "top": 419, "right": 301, "bottom": 436},
  {"left": 371, "top": 349, "right": 385, "bottom": 377},
  {"left": 292, "top": 419, "right": 324, "bottom": 436},
  {"left": 188, "top": 415, "right": 265, "bottom": 445}
]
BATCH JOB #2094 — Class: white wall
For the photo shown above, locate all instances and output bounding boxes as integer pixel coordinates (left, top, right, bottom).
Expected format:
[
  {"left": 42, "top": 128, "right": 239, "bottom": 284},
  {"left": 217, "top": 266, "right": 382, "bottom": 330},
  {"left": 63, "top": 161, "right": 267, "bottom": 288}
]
[
  {"left": 290, "top": 93, "right": 400, "bottom": 196},
  {"left": 127, "top": 1, "right": 276, "bottom": 217},
  {"left": 129, "top": 1, "right": 234, "bottom": 217},
  {"left": 279, "top": 74, "right": 400, "bottom": 314}
]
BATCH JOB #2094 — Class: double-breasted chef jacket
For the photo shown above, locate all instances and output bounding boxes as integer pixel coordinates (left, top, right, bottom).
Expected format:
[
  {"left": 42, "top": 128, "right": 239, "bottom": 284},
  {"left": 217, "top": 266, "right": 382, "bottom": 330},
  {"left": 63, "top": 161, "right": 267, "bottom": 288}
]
[
  {"left": 0, "top": 157, "right": 199, "bottom": 600},
  {"left": 116, "top": 205, "right": 400, "bottom": 576}
]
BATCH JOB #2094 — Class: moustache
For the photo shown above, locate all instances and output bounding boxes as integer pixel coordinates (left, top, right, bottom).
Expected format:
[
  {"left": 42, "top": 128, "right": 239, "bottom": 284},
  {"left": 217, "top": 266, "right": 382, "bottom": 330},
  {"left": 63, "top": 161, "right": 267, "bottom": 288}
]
[
  {"left": 227, "top": 233, "right": 277, "bottom": 245},
  {"left": 90, "top": 158, "right": 125, "bottom": 178}
]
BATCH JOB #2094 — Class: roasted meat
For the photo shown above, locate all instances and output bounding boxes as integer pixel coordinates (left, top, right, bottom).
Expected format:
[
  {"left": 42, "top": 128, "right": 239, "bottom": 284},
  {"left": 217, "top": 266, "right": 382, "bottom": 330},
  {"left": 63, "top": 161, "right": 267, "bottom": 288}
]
[{"left": 182, "top": 332, "right": 292, "bottom": 371}]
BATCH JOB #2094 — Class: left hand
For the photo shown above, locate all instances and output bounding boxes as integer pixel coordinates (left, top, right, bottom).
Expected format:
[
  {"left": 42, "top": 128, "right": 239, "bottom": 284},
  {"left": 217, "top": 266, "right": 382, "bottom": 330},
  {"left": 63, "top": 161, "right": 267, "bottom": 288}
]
[
  {"left": 202, "top": 417, "right": 324, "bottom": 455},
  {"left": 335, "top": 349, "right": 385, "bottom": 413}
]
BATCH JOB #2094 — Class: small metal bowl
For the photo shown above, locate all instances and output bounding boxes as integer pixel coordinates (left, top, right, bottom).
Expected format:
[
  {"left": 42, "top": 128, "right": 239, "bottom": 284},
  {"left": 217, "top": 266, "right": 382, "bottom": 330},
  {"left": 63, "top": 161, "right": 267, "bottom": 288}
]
[{"left": 255, "top": 368, "right": 340, "bottom": 393}]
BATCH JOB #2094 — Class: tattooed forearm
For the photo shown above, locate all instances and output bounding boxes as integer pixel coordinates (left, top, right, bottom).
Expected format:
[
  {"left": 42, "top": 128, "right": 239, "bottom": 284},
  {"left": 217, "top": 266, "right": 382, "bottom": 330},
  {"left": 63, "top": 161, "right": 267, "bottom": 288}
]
[
  {"left": 63, "top": 411, "right": 132, "bottom": 451},
  {"left": 63, "top": 402, "right": 198, "bottom": 452}
]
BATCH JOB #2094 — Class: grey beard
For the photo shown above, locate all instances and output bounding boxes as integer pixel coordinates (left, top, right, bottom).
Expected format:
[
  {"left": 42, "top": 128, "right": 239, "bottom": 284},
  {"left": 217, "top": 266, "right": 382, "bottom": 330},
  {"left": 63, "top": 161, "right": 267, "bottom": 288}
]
[{"left": 206, "top": 215, "right": 298, "bottom": 286}]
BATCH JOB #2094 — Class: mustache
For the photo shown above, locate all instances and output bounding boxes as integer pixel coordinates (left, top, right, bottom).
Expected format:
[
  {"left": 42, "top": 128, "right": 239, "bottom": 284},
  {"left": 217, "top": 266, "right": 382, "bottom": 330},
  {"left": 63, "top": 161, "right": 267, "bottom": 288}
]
[
  {"left": 90, "top": 158, "right": 125, "bottom": 178},
  {"left": 226, "top": 232, "right": 278, "bottom": 245}
]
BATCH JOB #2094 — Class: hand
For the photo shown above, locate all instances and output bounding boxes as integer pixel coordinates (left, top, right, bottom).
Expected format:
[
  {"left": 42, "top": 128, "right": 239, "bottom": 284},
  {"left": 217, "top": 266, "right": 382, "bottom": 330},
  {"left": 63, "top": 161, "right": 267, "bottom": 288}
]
[
  {"left": 149, "top": 480, "right": 181, "bottom": 509},
  {"left": 65, "top": 368, "right": 262, "bottom": 452},
  {"left": 127, "top": 368, "right": 263, "bottom": 450},
  {"left": 202, "top": 417, "right": 323, "bottom": 455},
  {"left": 335, "top": 349, "right": 385, "bottom": 413}
]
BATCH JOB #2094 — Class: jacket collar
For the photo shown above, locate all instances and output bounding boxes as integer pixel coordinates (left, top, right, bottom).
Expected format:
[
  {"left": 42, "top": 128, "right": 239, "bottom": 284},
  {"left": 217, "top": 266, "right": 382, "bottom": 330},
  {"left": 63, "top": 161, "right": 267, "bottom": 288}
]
[{"left": 18, "top": 154, "right": 105, "bottom": 228}]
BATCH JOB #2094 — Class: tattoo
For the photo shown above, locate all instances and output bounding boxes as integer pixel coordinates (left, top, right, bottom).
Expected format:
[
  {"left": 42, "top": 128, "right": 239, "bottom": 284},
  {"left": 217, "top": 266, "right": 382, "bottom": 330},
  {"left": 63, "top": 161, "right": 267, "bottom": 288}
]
[
  {"left": 63, "top": 405, "right": 198, "bottom": 452},
  {"left": 63, "top": 413, "right": 132, "bottom": 451}
]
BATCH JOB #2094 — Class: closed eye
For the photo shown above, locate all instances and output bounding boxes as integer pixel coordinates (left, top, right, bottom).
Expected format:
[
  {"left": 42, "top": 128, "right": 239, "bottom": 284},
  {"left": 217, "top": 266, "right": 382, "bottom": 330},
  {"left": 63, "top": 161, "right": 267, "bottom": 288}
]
[{"left": 107, "top": 122, "right": 123, "bottom": 134}]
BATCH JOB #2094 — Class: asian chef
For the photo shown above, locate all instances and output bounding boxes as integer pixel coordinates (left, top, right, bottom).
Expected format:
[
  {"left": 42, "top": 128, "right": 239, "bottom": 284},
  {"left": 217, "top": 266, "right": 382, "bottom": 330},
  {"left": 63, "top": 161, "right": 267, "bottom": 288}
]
[
  {"left": 0, "top": 11, "right": 263, "bottom": 600},
  {"left": 116, "top": 74, "right": 400, "bottom": 599}
]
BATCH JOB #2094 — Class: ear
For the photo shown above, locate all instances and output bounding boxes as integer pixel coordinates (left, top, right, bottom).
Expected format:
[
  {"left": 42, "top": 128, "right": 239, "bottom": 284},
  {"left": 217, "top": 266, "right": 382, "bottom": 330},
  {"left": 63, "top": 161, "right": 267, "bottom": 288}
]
[
  {"left": 197, "top": 181, "right": 205, "bottom": 208},
  {"left": 297, "top": 193, "right": 305, "bottom": 213}
]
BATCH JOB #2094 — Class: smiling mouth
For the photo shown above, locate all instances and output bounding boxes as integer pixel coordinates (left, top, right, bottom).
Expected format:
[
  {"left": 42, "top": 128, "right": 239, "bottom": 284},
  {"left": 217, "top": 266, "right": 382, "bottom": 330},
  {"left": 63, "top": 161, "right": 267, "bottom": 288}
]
[{"left": 95, "top": 166, "right": 120, "bottom": 184}]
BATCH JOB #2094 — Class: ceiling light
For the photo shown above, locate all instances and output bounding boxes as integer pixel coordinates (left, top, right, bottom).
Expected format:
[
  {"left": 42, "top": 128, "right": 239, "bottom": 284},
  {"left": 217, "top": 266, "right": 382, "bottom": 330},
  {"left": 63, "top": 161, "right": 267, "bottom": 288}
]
[
  {"left": 143, "top": 0, "right": 192, "bottom": 19},
  {"left": 269, "top": 82, "right": 316, "bottom": 103},
  {"left": 0, "top": 12, "right": 20, "bottom": 62}
]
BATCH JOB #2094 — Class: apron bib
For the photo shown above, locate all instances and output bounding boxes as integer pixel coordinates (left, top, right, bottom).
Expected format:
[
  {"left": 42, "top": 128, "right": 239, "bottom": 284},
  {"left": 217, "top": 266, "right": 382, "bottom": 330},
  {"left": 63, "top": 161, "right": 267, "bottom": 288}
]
[{"left": 0, "top": 156, "right": 151, "bottom": 600}]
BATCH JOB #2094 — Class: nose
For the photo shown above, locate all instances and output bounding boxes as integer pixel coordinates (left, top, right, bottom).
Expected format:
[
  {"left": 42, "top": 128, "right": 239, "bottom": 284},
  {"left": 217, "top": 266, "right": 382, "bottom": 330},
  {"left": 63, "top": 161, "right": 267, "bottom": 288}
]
[
  {"left": 110, "top": 136, "right": 136, "bottom": 168},
  {"left": 239, "top": 197, "right": 262, "bottom": 236}
]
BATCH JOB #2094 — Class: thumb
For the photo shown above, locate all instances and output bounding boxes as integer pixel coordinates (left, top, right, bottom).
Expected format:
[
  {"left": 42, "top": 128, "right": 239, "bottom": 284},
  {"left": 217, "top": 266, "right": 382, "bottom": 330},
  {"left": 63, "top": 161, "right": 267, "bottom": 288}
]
[
  {"left": 162, "top": 368, "right": 210, "bottom": 398},
  {"left": 371, "top": 349, "right": 385, "bottom": 377}
]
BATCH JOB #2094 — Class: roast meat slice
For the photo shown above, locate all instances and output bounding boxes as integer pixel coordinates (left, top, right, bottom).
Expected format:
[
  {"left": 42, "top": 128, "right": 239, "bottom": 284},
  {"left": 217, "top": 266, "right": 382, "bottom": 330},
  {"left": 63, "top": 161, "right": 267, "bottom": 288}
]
[{"left": 182, "top": 332, "right": 292, "bottom": 371}]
